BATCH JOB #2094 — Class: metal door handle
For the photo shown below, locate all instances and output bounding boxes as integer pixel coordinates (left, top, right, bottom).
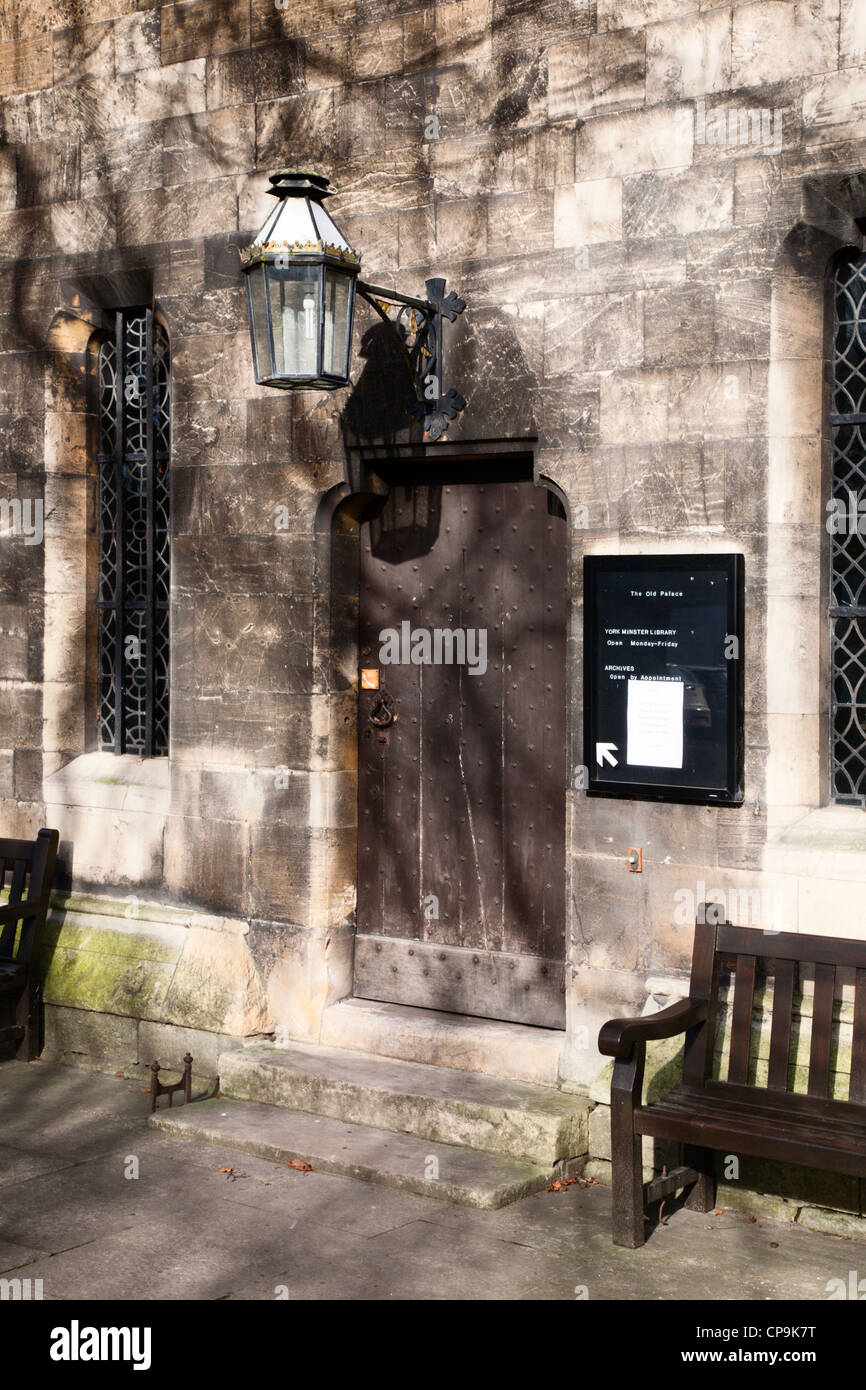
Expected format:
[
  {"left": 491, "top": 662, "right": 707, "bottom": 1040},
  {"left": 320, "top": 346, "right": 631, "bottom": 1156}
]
[{"left": 369, "top": 699, "right": 394, "bottom": 728}]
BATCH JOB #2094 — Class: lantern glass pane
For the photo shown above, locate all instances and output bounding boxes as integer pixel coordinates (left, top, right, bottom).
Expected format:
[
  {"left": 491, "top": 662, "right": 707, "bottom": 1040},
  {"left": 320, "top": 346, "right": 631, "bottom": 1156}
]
[
  {"left": 247, "top": 265, "right": 271, "bottom": 381},
  {"left": 323, "top": 269, "right": 352, "bottom": 378},
  {"left": 267, "top": 263, "right": 320, "bottom": 377}
]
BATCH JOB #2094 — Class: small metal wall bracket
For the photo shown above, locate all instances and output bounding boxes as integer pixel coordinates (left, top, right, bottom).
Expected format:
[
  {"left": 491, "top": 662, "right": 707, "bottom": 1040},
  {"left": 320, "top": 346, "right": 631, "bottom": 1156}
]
[
  {"left": 356, "top": 276, "right": 467, "bottom": 441},
  {"left": 149, "top": 1053, "right": 193, "bottom": 1113}
]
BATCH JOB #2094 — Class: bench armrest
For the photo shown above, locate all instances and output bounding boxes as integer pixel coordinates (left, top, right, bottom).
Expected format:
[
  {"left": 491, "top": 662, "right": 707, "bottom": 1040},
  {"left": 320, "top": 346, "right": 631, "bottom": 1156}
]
[{"left": 598, "top": 998, "right": 708, "bottom": 1059}]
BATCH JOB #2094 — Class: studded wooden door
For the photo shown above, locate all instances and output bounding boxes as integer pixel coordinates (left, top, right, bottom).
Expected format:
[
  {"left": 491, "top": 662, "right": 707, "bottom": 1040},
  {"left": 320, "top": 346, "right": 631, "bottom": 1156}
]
[{"left": 355, "top": 478, "right": 567, "bottom": 1028}]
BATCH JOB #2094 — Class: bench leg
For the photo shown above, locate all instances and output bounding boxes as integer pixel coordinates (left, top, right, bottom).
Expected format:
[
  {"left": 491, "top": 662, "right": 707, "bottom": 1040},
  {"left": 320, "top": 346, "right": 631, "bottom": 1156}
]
[
  {"left": 13, "top": 984, "right": 38, "bottom": 1063},
  {"left": 683, "top": 1144, "right": 715, "bottom": 1213},
  {"left": 611, "top": 1128, "right": 646, "bottom": 1248}
]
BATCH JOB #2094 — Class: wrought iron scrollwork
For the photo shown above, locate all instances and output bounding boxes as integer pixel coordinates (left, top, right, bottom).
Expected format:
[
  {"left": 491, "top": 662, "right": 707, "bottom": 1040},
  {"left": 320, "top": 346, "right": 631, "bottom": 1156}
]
[
  {"left": 97, "top": 310, "right": 170, "bottom": 757},
  {"left": 356, "top": 276, "right": 466, "bottom": 441},
  {"left": 831, "top": 251, "right": 866, "bottom": 800}
]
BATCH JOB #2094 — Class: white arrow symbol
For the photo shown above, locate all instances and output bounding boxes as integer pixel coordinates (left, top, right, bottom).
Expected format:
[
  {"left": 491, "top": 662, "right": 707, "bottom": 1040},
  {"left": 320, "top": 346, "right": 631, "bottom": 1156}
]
[{"left": 596, "top": 742, "right": 618, "bottom": 768}]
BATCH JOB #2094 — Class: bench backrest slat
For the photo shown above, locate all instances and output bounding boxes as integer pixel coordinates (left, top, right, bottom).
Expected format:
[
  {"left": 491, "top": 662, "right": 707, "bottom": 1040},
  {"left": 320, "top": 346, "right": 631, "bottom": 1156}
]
[
  {"left": 718, "top": 923, "right": 866, "bottom": 970},
  {"left": 850, "top": 969, "right": 866, "bottom": 1105},
  {"left": 728, "top": 953, "right": 756, "bottom": 1085},
  {"left": 807, "top": 962, "right": 836, "bottom": 1097},
  {"left": 767, "top": 957, "right": 796, "bottom": 1090},
  {"left": 682, "top": 920, "right": 720, "bottom": 1085}
]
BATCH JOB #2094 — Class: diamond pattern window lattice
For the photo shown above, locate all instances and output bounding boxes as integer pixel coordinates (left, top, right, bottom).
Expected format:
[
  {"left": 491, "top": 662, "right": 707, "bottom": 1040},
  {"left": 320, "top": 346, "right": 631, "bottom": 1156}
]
[
  {"left": 97, "top": 310, "right": 170, "bottom": 756},
  {"left": 831, "top": 253, "right": 866, "bottom": 800}
]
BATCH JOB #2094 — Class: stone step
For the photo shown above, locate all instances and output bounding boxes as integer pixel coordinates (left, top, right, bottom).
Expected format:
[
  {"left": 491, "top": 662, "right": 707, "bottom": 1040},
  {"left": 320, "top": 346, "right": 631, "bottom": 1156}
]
[
  {"left": 321, "top": 997, "right": 563, "bottom": 1086},
  {"left": 218, "top": 1041, "right": 588, "bottom": 1165},
  {"left": 148, "top": 1097, "right": 562, "bottom": 1209}
]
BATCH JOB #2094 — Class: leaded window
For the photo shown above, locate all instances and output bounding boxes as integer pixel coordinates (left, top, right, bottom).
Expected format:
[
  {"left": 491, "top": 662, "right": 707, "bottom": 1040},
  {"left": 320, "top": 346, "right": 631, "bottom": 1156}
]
[
  {"left": 97, "top": 310, "right": 170, "bottom": 756},
  {"left": 830, "top": 252, "right": 866, "bottom": 800}
]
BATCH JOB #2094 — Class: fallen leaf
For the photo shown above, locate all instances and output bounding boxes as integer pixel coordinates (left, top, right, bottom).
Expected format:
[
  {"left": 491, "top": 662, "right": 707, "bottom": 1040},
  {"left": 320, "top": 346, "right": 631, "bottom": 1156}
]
[
  {"left": 286, "top": 1158, "right": 312, "bottom": 1172},
  {"left": 769, "top": 1241, "right": 779, "bottom": 1249}
]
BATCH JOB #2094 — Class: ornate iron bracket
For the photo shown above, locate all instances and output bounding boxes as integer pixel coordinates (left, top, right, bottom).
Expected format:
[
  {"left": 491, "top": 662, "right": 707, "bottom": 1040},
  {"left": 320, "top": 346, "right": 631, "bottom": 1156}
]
[{"left": 356, "top": 277, "right": 466, "bottom": 441}]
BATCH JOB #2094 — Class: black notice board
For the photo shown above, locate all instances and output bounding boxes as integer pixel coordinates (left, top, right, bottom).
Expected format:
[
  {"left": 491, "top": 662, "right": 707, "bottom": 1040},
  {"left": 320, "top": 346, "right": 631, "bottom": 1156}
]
[{"left": 584, "top": 554, "right": 744, "bottom": 805}]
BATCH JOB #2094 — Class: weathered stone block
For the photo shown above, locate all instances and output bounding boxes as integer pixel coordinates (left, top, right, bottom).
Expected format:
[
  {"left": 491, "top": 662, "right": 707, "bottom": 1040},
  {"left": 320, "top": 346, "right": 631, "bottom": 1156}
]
[
  {"left": 544, "top": 292, "right": 643, "bottom": 375},
  {"left": 162, "top": 106, "right": 254, "bottom": 187},
  {"left": 644, "top": 284, "right": 715, "bottom": 367},
  {"left": 0, "top": 602, "right": 28, "bottom": 680},
  {"left": 42, "top": 1003, "right": 139, "bottom": 1067},
  {"left": 256, "top": 92, "right": 336, "bottom": 171},
  {"left": 554, "top": 177, "right": 622, "bottom": 248},
  {"left": 163, "top": 813, "right": 248, "bottom": 915},
  {"left": 206, "top": 50, "right": 255, "bottom": 110},
  {"left": 139, "top": 1019, "right": 242, "bottom": 1075},
  {"left": 133, "top": 57, "right": 206, "bottom": 123},
  {"left": 161, "top": 0, "right": 250, "bottom": 66},
  {"left": 623, "top": 165, "right": 734, "bottom": 239},
  {"left": 732, "top": 0, "right": 838, "bottom": 88},
  {"left": 115, "top": 11, "right": 161, "bottom": 75},
  {"left": 160, "top": 924, "right": 270, "bottom": 1035},
  {"left": 0, "top": 34, "right": 53, "bottom": 97},
  {"left": 646, "top": 7, "right": 731, "bottom": 103},
  {"left": 802, "top": 70, "right": 866, "bottom": 148},
  {"left": 251, "top": 0, "right": 356, "bottom": 44},
  {"left": 52, "top": 21, "right": 115, "bottom": 86},
  {"left": 714, "top": 276, "right": 772, "bottom": 361},
  {"left": 117, "top": 178, "right": 235, "bottom": 246},
  {"left": 577, "top": 103, "right": 694, "bottom": 181}
]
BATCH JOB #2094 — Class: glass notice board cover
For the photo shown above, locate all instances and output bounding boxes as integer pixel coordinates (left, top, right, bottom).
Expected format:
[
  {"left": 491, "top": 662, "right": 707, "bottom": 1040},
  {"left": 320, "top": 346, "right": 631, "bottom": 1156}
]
[{"left": 583, "top": 554, "right": 744, "bottom": 805}]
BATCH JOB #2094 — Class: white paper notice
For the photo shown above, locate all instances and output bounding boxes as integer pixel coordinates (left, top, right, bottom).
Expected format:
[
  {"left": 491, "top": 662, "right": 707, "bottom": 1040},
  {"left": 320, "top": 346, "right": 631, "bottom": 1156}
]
[{"left": 626, "top": 678, "right": 684, "bottom": 769}]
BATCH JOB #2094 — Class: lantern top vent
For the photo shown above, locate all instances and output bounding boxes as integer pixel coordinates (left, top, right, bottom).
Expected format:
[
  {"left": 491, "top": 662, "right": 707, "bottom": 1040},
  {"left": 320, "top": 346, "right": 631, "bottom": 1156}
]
[
  {"left": 266, "top": 170, "right": 337, "bottom": 200},
  {"left": 240, "top": 168, "right": 359, "bottom": 270}
]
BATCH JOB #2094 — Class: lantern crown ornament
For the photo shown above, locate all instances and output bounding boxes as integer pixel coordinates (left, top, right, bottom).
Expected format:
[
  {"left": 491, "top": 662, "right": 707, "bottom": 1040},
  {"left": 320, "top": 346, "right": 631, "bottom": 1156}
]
[{"left": 242, "top": 169, "right": 467, "bottom": 439}]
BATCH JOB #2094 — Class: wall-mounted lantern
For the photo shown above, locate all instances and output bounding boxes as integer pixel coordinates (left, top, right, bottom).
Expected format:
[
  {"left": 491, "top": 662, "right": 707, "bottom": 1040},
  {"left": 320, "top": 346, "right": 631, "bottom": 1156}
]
[{"left": 240, "top": 169, "right": 467, "bottom": 440}]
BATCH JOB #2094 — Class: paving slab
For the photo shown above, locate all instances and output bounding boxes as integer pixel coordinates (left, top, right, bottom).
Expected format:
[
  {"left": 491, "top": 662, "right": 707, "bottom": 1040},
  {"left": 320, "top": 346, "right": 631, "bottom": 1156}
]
[{"left": 0, "top": 1238, "right": 51, "bottom": 1273}]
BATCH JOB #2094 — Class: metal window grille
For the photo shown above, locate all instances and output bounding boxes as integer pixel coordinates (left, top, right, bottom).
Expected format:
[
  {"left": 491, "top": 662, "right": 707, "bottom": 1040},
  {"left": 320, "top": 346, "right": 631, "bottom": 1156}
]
[
  {"left": 831, "top": 252, "right": 866, "bottom": 801},
  {"left": 97, "top": 309, "right": 170, "bottom": 756}
]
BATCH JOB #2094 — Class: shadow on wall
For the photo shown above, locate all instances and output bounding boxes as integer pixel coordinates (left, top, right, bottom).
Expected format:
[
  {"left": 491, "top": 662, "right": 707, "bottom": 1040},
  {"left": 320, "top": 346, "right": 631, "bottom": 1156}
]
[{"left": 340, "top": 308, "right": 540, "bottom": 454}]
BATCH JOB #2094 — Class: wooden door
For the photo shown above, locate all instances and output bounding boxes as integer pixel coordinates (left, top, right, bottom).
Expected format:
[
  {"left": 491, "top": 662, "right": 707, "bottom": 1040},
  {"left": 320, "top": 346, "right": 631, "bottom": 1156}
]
[{"left": 355, "top": 479, "right": 567, "bottom": 1028}]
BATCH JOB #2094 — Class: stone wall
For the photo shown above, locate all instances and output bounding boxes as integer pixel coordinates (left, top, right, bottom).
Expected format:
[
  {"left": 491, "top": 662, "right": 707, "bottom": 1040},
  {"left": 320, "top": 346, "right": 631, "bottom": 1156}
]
[{"left": 1, "top": 0, "right": 865, "bottom": 1214}]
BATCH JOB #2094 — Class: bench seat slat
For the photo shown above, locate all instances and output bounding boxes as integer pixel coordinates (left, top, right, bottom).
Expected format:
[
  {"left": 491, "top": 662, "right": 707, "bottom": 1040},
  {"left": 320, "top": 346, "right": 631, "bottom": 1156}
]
[
  {"left": 634, "top": 1108, "right": 866, "bottom": 1178},
  {"left": 702, "top": 1079, "right": 866, "bottom": 1126},
  {"left": 636, "top": 1090, "right": 866, "bottom": 1175},
  {"left": 639, "top": 1084, "right": 866, "bottom": 1144}
]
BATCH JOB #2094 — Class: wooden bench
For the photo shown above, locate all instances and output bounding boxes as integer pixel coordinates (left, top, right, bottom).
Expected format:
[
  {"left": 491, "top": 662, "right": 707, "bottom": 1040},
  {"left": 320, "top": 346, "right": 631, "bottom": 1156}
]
[
  {"left": 0, "top": 829, "right": 60, "bottom": 1061},
  {"left": 598, "top": 914, "right": 866, "bottom": 1247}
]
